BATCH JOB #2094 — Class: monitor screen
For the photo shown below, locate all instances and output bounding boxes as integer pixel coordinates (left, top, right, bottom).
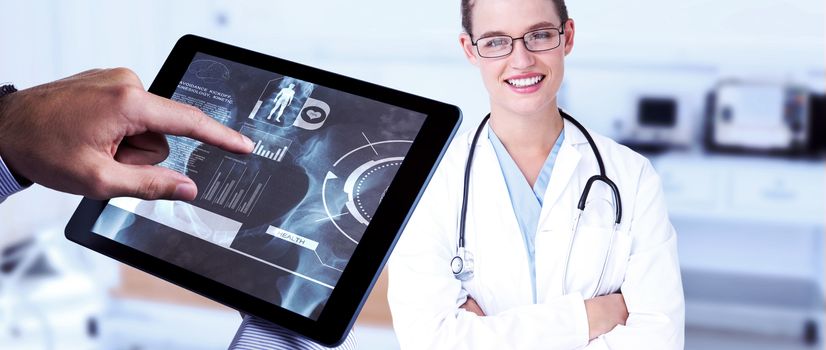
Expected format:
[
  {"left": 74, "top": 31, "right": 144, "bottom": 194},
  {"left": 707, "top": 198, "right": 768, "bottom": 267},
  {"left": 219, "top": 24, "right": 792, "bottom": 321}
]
[{"left": 638, "top": 97, "right": 677, "bottom": 127}]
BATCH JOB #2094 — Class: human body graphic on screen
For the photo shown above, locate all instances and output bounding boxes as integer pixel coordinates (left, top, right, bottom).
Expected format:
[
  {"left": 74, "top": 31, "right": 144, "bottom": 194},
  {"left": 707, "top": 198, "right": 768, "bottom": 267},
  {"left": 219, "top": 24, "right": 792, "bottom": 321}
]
[{"left": 268, "top": 83, "right": 296, "bottom": 122}]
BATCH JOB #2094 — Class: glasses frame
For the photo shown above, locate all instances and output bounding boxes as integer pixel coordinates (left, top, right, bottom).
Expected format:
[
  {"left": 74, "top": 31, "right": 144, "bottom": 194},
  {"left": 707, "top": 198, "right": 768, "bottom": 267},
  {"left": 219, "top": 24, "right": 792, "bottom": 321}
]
[{"left": 471, "top": 26, "right": 566, "bottom": 59}]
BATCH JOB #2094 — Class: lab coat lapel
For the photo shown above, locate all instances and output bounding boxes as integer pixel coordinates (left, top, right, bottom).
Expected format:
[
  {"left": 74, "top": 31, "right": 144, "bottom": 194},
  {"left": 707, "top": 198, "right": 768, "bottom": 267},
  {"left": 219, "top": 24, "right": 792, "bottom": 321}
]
[
  {"left": 467, "top": 130, "right": 534, "bottom": 309},
  {"left": 538, "top": 120, "right": 585, "bottom": 225},
  {"left": 534, "top": 119, "right": 587, "bottom": 301}
]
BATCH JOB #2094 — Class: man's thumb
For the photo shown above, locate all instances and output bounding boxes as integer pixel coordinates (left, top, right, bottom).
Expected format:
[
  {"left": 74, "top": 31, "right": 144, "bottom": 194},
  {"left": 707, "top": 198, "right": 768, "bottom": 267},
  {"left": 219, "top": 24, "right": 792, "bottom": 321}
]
[{"left": 110, "top": 163, "right": 197, "bottom": 201}]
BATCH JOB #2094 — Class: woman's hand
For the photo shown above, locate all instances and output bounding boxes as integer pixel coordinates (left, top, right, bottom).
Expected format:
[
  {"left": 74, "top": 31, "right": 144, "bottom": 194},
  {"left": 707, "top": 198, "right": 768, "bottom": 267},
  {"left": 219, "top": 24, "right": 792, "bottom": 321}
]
[
  {"left": 584, "top": 293, "right": 628, "bottom": 340},
  {"left": 460, "top": 296, "right": 486, "bottom": 316}
]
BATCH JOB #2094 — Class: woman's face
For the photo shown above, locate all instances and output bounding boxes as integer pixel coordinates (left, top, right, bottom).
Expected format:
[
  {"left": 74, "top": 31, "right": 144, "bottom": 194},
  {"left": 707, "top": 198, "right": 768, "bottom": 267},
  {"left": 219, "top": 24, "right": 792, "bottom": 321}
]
[{"left": 460, "top": 0, "right": 574, "bottom": 118}]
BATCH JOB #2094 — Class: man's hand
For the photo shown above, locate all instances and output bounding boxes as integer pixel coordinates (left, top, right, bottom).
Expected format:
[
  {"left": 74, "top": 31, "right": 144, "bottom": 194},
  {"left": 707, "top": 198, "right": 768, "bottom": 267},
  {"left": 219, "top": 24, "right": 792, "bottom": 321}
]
[
  {"left": 0, "top": 68, "right": 254, "bottom": 200},
  {"left": 584, "top": 293, "right": 628, "bottom": 340},
  {"left": 460, "top": 296, "right": 486, "bottom": 316}
]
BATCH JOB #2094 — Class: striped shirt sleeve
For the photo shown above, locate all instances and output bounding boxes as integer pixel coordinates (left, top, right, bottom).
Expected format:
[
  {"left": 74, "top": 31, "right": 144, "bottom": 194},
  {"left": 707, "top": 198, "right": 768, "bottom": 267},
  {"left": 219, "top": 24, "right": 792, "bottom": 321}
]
[
  {"left": 0, "top": 154, "right": 25, "bottom": 203},
  {"left": 229, "top": 315, "right": 357, "bottom": 350}
]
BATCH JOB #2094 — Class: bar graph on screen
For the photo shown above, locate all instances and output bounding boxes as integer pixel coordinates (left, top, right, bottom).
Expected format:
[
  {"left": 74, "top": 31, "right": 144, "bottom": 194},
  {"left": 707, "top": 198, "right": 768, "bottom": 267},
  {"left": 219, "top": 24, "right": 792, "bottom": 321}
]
[
  {"left": 200, "top": 157, "right": 272, "bottom": 215},
  {"left": 240, "top": 125, "right": 292, "bottom": 163},
  {"left": 251, "top": 139, "right": 289, "bottom": 162}
]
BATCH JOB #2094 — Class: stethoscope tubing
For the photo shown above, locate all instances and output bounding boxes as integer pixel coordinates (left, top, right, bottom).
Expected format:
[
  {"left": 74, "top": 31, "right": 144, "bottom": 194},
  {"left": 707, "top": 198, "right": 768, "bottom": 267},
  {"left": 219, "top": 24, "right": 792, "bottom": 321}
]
[{"left": 455, "top": 110, "right": 623, "bottom": 297}]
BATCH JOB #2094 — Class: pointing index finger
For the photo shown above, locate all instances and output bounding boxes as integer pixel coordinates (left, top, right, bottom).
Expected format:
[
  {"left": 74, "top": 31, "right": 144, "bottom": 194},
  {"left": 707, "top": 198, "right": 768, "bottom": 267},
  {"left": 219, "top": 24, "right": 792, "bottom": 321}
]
[{"left": 136, "top": 93, "right": 254, "bottom": 154}]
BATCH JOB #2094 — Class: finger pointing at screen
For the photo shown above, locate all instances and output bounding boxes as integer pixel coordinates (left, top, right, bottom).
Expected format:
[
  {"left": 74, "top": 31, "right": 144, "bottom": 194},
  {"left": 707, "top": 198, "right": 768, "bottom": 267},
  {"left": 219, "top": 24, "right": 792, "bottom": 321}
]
[{"left": 0, "top": 68, "right": 254, "bottom": 201}]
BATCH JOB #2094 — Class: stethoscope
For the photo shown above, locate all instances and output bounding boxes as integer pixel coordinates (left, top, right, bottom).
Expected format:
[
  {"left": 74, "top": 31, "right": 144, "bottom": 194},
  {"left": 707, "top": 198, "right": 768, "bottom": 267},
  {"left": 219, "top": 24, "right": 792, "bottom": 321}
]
[{"left": 450, "top": 110, "right": 623, "bottom": 298}]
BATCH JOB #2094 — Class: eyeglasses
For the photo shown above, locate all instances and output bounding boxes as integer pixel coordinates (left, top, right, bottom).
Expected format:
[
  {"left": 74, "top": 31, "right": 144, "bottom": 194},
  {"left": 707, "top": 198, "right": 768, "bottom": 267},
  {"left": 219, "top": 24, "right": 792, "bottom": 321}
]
[{"left": 471, "top": 27, "right": 565, "bottom": 58}]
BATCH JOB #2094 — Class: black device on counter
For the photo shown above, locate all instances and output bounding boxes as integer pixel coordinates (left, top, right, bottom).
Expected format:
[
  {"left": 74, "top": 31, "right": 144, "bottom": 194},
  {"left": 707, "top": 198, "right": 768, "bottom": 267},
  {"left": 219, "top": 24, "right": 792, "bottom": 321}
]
[
  {"left": 807, "top": 93, "right": 826, "bottom": 154},
  {"left": 619, "top": 96, "right": 685, "bottom": 154},
  {"left": 64, "top": 35, "right": 461, "bottom": 346}
]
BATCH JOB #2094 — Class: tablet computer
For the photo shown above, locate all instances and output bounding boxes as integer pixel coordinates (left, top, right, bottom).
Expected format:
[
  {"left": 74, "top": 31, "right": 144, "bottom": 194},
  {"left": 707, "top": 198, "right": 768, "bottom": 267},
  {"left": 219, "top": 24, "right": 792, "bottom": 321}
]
[{"left": 65, "top": 34, "right": 460, "bottom": 346}]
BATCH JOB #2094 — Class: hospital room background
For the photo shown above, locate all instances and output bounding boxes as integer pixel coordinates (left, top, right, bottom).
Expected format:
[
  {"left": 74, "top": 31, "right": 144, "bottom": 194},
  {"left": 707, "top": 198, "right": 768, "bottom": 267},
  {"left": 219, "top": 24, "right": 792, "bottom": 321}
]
[{"left": 0, "top": 0, "right": 823, "bottom": 349}]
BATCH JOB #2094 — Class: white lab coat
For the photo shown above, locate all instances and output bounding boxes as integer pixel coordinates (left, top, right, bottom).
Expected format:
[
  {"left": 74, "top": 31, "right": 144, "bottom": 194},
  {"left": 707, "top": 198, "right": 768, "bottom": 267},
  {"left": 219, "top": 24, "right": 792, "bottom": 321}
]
[{"left": 388, "top": 118, "right": 685, "bottom": 349}]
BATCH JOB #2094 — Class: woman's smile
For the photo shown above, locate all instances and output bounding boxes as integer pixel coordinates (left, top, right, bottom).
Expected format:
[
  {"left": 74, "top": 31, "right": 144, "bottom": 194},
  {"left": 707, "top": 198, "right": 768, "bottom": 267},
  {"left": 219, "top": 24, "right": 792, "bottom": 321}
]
[{"left": 503, "top": 72, "right": 546, "bottom": 93}]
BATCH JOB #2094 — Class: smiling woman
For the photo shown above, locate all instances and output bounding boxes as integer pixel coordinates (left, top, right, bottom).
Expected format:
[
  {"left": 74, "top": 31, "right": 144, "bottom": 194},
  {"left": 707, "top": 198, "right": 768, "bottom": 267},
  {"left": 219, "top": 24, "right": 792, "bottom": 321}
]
[{"left": 387, "top": 0, "right": 685, "bottom": 348}]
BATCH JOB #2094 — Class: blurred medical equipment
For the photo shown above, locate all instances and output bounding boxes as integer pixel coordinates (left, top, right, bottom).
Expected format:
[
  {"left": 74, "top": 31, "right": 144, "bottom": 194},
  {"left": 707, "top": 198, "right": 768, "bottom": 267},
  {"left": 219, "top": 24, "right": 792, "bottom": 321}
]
[
  {"left": 806, "top": 93, "right": 826, "bottom": 155},
  {"left": 0, "top": 226, "right": 109, "bottom": 350},
  {"left": 619, "top": 95, "right": 693, "bottom": 153},
  {"left": 704, "top": 80, "right": 814, "bottom": 156}
]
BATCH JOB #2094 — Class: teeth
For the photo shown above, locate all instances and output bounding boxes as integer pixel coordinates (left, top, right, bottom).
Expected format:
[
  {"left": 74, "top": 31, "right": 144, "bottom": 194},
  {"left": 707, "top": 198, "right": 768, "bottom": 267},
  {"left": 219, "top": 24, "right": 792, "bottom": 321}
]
[{"left": 507, "top": 76, "right": 543, "bottom": 88}]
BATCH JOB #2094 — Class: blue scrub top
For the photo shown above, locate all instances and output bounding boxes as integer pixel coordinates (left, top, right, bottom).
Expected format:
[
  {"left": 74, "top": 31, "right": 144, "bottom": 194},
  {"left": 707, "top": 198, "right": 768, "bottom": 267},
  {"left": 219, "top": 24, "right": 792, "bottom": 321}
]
[{"left": 488, "top": 127, "right": 564, "bottom": 303}]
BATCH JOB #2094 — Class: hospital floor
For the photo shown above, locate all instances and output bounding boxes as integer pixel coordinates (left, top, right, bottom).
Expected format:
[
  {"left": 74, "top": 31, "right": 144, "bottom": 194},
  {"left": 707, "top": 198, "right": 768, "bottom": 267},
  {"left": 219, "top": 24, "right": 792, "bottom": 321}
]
[
  {"left": 686, "top": 328, "right": 820, "bottom": 350},
  {"left": 92, "top": 299, "right": 822, "bottom": 350}
]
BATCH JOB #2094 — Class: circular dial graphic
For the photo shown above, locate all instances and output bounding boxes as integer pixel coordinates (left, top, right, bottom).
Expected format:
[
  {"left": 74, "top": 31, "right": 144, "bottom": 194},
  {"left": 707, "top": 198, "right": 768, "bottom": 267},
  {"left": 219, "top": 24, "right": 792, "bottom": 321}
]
[
  {"left": 322, "top": 139, "right": 412, "bottom": 244},
  {"left": 344, "top": 158, "right": 403, "bottom": 225}
]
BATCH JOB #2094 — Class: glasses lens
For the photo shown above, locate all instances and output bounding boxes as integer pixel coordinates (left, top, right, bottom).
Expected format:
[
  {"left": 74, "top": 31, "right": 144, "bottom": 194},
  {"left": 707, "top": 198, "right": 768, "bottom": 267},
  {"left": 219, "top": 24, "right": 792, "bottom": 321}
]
[
  {"left": 524, "top": 29, "right": 560, "bottom": 51},
  {"left": 477, "top": 36, "right": 512, "bottom": 58}
]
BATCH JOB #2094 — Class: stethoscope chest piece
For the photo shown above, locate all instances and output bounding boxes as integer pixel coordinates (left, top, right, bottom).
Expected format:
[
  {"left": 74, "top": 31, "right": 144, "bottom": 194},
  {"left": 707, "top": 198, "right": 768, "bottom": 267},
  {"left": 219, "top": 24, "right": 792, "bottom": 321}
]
[{"left": 452, "top": 247, "right": 474, "bottom": 281}]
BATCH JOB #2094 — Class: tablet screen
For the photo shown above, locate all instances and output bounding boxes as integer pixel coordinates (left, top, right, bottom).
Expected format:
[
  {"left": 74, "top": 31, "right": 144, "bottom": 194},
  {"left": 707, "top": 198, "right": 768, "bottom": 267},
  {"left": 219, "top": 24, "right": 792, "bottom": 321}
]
[{"left": 90, "top": 52, "right": 427, "bottom": 319}]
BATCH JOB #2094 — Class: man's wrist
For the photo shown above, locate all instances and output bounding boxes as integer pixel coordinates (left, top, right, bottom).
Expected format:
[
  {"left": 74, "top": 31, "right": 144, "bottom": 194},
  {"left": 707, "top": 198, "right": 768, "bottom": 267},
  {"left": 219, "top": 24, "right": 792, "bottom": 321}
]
[
  {"left": 7, "top": 166, "right": 32, "bottom": 187},
  {"left": 0, "top": 83, "right": 32, "bottom": 187}
]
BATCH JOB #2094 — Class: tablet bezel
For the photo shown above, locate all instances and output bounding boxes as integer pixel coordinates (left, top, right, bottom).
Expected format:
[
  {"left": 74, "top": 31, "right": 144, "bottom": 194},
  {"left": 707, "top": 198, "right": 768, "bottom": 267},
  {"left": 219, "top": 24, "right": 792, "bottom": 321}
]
[{"left": 65, "top": 34, "right": 460, "bottom": 346}]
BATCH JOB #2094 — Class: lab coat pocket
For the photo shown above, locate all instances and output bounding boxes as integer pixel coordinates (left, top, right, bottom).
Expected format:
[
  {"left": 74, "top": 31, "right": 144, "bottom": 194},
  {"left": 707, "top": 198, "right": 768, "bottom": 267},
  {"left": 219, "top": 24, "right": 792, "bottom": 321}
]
[
  {"left": 599, "top": 227, "right": 631, "bottom": 296},
  {"left": 566, "top": 225, "right": 631, "bottom": 298}
]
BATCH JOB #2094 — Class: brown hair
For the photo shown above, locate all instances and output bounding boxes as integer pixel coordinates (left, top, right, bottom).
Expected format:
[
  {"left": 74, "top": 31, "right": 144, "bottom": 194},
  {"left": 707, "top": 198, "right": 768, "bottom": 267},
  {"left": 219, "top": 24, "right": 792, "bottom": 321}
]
[{"left": 461, "top": 0, "right": 569, "bottom": 36}]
